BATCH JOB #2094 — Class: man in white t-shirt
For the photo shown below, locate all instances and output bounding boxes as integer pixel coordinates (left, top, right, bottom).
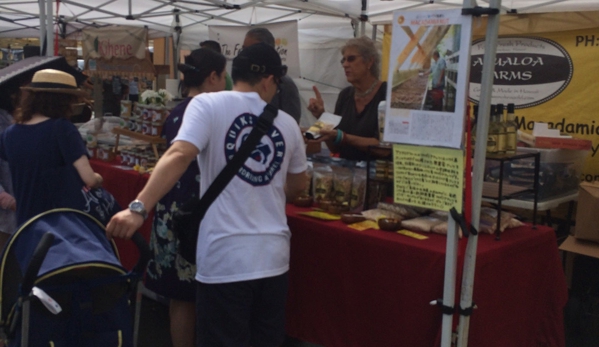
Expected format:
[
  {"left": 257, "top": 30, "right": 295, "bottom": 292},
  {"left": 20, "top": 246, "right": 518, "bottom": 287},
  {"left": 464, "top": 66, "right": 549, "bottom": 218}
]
[{"left": 106, "top": 43, "right": 307, "bottom": 347}]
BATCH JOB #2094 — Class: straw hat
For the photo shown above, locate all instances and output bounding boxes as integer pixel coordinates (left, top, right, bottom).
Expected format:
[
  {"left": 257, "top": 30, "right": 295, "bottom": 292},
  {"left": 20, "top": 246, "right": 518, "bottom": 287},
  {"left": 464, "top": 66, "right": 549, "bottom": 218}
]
[{"left": 21, "top": 69, "right": 87, "bottom": 96}]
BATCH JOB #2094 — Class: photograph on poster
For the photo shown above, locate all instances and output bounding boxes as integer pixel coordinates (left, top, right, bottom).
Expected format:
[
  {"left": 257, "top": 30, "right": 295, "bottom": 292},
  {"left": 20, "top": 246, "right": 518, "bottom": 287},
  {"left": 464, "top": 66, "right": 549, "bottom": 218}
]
[
  {"left": 390, "top": 24, "right": 461, "bottom": 113},
  {"left": 384, "top": 10, "right": 472, "bottom": 149}
]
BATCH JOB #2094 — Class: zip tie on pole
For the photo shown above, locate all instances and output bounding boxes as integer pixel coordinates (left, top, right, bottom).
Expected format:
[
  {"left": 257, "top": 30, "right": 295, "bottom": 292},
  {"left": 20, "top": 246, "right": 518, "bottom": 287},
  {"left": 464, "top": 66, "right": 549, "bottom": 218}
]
[
  {"left": 449, "top": 207, "right": 478, "bottom": 237},
  {"left": 461, "top": 6, "right": 500, "bottom": 16},
  {"left": 459, "top": 303, "right": 478, "bottom": 316},
  {"left": 430, "top": 299, "right": 455, "bottom": 315}
]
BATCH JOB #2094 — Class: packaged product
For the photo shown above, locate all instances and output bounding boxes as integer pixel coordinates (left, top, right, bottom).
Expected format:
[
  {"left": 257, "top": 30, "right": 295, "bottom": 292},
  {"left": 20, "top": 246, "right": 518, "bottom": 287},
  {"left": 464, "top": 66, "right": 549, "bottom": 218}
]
[
  {"left": 312, "top": 165, "right": 334, "bottom": 202},
  {"left": 302, "top": 164, "right": 313, "bottom": 197},
  {"left": 332, "top": 167, "right": 353, "bottom": 205},
  {"left": 400, "top": 216, "right": 444, "bottom": 233},
  {"left": 350, "top": 169, "right": 367, "bottom": 212}
]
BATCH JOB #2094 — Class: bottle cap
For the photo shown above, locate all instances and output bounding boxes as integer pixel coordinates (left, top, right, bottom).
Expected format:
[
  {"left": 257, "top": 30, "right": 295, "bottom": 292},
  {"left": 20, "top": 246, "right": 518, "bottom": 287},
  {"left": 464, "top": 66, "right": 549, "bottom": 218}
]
[
  {"left": 507, "top": 103, "right": 515, "bottom": 113},
  {"left": 496, "top": 103, "right": 504, "bottom": 115}
]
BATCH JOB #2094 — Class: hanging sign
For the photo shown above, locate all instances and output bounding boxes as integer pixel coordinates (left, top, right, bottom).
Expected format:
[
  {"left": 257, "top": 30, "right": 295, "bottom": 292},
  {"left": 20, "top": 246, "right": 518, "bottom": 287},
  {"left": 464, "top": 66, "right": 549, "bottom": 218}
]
[
  {"left": 208, "top": 21, "right": 301, "bottom": 78},
  {"left": 82, "top": 26, "right": 148, "bottom": 61},
  {"left": 383, "top": 9, "right": 473, "bottom": 149}
]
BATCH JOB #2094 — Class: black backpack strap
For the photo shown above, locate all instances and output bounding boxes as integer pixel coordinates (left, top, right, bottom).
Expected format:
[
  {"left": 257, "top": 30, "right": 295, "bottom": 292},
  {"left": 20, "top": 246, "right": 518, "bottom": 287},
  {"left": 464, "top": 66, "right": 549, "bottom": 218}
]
[{"left": 195, "top": 103, "right": 278, "bottom": 218}]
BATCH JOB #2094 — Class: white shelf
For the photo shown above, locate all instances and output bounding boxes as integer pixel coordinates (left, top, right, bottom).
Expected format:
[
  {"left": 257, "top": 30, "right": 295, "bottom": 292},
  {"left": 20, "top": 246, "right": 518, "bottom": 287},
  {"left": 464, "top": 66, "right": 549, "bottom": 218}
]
[{"left": 482, "top": 192, "right": 578, "bottom": 211}]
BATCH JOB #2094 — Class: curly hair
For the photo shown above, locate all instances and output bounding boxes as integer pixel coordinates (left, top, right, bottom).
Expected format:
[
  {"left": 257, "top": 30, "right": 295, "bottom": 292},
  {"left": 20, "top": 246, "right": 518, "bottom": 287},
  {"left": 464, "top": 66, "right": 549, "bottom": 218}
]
[
  {"left": 14, "top": 91, "right": 79, "bottom": 123},
  {"left": 341, "top": 36, "right": 381, "bottom": 79}
]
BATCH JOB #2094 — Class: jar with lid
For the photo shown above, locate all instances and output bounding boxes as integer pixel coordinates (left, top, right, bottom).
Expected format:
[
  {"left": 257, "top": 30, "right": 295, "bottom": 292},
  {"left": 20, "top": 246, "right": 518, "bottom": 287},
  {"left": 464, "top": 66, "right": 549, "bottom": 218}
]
[
  {"left": 151, "top": 122, "right": 163, "bottom": 136},
  {"left": 142, "top": 121, "right": 152, "bottom": 135}
]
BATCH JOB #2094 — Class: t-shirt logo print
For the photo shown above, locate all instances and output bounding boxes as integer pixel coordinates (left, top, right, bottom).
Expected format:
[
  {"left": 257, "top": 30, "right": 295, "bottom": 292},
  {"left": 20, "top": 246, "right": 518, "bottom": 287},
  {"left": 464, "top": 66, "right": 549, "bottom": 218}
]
[{"left": 225, "top": 113, "right": 285, "bottom": 186}]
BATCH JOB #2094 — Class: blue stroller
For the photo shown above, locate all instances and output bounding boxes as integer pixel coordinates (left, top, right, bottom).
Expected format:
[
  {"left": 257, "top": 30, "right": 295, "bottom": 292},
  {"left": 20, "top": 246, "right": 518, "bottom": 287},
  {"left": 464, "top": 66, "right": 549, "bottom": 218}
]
[{"left": 0, "top": 208, "right": 150, "bottom": 347}]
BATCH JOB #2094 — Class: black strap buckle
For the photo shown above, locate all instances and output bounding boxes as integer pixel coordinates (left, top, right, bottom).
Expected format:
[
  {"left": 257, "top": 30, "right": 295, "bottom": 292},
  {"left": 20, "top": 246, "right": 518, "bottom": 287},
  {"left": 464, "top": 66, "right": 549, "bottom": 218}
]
[{"left": 449, "top": 207, "right": 478, "bottom": 237}]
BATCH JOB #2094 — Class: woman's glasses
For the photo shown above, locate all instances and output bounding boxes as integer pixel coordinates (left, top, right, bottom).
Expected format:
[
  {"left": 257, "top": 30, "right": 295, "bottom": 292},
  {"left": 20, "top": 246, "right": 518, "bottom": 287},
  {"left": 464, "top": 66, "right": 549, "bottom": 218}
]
[{"left": 340, "top": 55, "right": 359, "bottom": 64}]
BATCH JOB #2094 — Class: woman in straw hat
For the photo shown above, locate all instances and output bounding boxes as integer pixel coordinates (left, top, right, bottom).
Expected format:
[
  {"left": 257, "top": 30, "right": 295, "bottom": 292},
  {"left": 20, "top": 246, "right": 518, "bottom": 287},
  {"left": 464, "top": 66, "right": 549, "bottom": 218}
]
[{"left": 0, "top": 69, "right": 103, "bottom": 225}]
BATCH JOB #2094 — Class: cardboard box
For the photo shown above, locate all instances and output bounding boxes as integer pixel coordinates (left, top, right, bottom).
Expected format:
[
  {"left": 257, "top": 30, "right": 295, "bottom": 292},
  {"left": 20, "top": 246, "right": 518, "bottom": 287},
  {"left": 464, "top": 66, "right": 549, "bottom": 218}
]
[
  {"left": 574, "top": 182, "right": 599, "bottom": 243},
  {"left": 559, "top": 235, "right": 599, "bottom": 288}
]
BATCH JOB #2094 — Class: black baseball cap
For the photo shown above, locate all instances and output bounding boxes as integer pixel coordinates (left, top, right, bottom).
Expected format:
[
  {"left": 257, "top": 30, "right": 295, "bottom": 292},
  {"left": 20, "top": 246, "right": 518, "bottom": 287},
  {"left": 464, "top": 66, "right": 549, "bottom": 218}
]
[{"left": 232, "top": 43, "right": 287, "bottom": 78}]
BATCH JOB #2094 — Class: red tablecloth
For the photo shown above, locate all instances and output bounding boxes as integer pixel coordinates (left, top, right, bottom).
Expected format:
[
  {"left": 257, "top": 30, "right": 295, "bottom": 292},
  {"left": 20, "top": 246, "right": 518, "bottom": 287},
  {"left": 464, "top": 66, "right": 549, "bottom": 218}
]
[
  {"left": 285, "top": 204, "right": 568, "bottom": 347},
  {"left": 90, "top": 159, "right": 153, "bottom": 270},
  {"left": 91, "top": 160, "right": 568, "bottom": 346}
]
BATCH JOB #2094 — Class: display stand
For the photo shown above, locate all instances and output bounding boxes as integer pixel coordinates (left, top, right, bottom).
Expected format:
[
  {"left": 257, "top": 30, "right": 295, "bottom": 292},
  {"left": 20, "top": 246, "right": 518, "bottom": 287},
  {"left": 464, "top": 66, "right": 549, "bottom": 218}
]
[
  {"left": 482, "top": 152, "right": 540, "bottom": 239},
  {"left": 112, "top": 127, "right": 166, "bottom": 160}
]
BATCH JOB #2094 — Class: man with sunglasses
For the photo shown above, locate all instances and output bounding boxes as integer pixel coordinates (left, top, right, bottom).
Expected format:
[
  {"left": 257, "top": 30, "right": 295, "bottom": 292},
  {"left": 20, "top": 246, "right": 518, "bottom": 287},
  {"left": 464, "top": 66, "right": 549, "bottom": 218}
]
[
  {"left": 243, "top": 27, "right": 302, "bottom": 124},
  {"left": 106, "top": 43, "right": 307, "bottom": 347}
]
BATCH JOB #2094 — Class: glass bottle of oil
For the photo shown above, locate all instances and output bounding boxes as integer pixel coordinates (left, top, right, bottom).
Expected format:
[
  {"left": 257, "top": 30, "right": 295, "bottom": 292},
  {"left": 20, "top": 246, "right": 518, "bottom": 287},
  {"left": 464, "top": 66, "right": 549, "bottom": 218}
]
[
  {"left": 494, "top": 104, "right": 507, "bottom": 154},
  {"left": 504, "top": 103, "right": 517, "bottom": 155},
  {"left": 487, "top": 105, "right": 501, "bottom": 155}
]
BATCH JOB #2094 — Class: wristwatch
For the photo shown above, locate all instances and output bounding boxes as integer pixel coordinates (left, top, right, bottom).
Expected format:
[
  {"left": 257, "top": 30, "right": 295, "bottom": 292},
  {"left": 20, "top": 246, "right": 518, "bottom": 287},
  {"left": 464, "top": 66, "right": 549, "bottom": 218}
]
[{"left": 128, "top": 199, "right": 148, "bottom": 220}]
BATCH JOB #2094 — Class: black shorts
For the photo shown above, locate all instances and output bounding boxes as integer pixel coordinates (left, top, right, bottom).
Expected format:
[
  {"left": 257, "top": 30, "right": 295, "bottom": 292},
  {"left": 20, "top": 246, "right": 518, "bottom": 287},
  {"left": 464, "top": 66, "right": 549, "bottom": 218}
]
[{"left": 195, "top": 272, "right": 288, "bottom": 347}]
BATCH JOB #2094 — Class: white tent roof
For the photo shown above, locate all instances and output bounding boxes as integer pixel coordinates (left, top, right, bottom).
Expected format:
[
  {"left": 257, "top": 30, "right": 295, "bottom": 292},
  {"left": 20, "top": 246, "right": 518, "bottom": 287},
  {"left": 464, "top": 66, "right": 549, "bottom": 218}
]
[{"left": 1, "top": 0, "right": 599, "bottom": 47}]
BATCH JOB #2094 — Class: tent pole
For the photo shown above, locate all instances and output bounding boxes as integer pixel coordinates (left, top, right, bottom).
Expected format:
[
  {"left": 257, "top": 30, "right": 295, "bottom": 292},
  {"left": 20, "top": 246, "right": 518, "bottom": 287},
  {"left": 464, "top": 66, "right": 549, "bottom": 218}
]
[
  {"left": 38, "top": 0, "right": 46, "bottom": 56},
  {"left": 457, "top": 0, "right": 502, "bottom": 346},
  {"left": 371, "top": 24, "right": 377, "bottom": 41},
  {"left": 45, "top": 0, "right": 54, "bottom": 56},
  {"left": 439, "top": 217, "right": 460, "bottom": 347}
]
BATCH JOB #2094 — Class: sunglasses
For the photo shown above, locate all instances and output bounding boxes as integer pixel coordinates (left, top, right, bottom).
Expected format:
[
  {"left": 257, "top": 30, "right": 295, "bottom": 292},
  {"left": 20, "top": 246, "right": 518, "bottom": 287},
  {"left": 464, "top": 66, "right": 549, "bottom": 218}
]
[{"left": 340, "top": 55, "right": 360, "bottom": 64}]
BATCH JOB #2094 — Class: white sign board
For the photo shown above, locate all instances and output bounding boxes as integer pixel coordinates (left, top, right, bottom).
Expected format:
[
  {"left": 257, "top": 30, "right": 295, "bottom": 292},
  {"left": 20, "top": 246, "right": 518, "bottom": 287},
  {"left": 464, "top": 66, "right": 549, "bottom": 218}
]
[
  {"left": 384, "top": 10, "right": 472, "bottom": 149},
  {"left": 208, "top": 21, "right": 300, "bottom": 78}
]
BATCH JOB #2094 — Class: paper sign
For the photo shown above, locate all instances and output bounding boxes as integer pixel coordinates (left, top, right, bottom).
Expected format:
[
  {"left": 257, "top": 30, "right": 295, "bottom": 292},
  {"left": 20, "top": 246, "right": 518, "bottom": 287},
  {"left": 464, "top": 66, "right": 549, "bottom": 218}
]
[{"left": 393, "top": 144, "right": 463, "bottom": 212}]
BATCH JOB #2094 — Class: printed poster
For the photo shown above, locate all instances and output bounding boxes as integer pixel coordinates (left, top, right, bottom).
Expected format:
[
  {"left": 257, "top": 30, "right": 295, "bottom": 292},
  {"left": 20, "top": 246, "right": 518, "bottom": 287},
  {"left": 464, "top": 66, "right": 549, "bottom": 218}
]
[
  {"left": 384, "top": 9, "right": 472, "bottom": 149},
  {"left": 393, "top": 144, "right": 463, "bottom": 212}
]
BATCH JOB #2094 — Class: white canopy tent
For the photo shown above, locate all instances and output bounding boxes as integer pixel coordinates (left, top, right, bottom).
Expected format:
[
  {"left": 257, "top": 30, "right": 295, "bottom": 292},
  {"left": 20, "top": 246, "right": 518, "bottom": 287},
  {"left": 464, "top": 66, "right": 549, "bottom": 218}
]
[{"left": 1, "top": 0, "right": 599, "bottom": 45}]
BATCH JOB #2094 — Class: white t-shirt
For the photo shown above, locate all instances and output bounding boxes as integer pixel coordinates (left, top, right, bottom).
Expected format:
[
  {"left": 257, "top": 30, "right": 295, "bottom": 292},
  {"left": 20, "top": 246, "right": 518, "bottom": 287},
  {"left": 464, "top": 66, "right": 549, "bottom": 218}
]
[{"left": 174, "top": 91, "right": 307, "bottom": 284}]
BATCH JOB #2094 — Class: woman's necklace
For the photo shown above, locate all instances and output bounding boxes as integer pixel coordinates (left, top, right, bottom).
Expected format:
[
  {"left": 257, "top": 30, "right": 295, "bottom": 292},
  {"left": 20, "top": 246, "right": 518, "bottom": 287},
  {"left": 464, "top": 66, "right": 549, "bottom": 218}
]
[{"left": 354, "top": 80, "right": 379, "bottom": 98}]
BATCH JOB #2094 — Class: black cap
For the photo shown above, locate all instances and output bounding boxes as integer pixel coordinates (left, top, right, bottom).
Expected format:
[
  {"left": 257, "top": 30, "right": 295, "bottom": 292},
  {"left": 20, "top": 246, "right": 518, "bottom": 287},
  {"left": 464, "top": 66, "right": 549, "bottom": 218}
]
[{"left": 233, "top": 43, "right": 287, "bottom": 78}]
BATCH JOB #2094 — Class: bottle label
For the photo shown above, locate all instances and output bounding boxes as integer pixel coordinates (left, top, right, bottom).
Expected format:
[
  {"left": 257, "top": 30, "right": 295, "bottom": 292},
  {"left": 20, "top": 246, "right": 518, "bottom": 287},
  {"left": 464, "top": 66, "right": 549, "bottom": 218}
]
[
  {"left": 487, "top": 135, "right": 498, "bottom": 153},
  {"left": 497, "top": 134, "right": 506, "bottom": 152},
  {"left": 506, "top": 133, "right": 517, "bottom": 151}
]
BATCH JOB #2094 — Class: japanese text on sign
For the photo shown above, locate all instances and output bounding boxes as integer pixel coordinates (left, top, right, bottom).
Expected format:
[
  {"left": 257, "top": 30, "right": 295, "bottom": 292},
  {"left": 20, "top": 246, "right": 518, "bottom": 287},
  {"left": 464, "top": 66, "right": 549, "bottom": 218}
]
[{"left": 393, "top": 144, "right": 463, "bottom": 212}]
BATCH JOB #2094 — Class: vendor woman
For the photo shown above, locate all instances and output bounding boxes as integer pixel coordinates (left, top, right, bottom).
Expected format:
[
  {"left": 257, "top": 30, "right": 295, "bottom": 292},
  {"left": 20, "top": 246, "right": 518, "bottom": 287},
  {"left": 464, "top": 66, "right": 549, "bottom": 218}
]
[{"left": 307, "top": 36, "right": 386, "bottom": 161}]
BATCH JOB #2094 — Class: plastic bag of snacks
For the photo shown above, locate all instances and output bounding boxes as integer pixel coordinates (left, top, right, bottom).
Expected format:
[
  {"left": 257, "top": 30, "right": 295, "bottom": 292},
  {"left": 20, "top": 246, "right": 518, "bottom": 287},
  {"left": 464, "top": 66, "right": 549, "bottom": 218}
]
[
  {"left": 312, "top": 165, "right": 334, "bottom": 202},
  {"left": 332, "top": 167, "right": 353, "bottom": 205},
  {"left": 479, "top": 207, "right": 524, "bottom": 234},
  {"left": 401, "top": 216, "right": 444, "bottom": 233},
  {"left": 377, "top": 202, "right": 425, "bottom": 219},
  {"left": 350, "top": 168, "right": 367, "bottom": 212}
]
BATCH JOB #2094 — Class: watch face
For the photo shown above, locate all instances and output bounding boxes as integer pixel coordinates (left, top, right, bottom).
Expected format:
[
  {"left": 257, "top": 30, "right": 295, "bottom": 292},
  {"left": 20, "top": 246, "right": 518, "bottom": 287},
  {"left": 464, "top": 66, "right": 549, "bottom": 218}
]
[{"left": 129, "top": 200, "right": 145, "bottom": 213}]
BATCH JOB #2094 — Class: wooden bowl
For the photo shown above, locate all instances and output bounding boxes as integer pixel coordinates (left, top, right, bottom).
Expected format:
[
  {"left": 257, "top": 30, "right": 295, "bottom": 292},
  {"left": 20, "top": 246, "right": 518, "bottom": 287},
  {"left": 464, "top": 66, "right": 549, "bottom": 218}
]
[
  {"left": 293, "top": 195, "right": 313, "bottom": 208},
  {"left": 378, "top": 218, "right": 402, "bottom": 231},
  {"left": 327, "top": 204, "right": 350, "bottom": 215},
  {"left": 317, "top": 199, "right": 334, "bottom": 211},
  {"left": 341, "top": 213, "right": 366, "bottom": 224}
]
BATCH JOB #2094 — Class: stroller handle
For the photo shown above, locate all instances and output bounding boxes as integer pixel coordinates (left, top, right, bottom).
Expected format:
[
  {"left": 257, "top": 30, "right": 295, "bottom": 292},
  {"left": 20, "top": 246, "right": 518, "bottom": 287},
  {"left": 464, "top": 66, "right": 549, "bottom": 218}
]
[
  {"left": 131, "top": 232, "right": 151, "bottom": 276},
  {"left": 21, "top": 232, "right": 55, "bottom": 296}
]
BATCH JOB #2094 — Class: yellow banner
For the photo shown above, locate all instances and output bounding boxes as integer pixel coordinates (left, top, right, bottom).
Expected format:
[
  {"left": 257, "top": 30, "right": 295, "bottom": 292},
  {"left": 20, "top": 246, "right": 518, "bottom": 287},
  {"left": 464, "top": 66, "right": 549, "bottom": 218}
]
[
  {"left": 393, "top": 144, "right": 463, "bottom": 212},
  {"left": 470, "top": 29, "right": 599, "bottom": 181},
  {"left": 383, "top": 20, "right": 599, "bottom": 181}
]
